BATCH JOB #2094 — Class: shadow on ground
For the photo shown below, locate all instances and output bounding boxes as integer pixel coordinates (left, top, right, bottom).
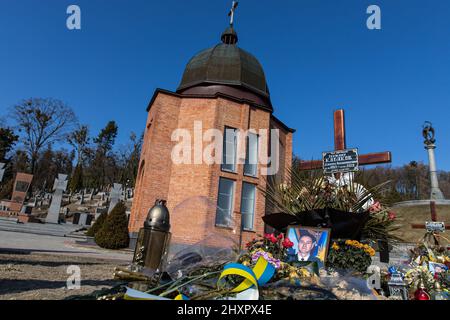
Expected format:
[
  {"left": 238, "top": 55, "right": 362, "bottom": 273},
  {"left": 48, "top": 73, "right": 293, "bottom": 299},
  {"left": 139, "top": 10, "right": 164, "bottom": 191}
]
[{"left": 0, "top": 279, "right": 120, "bottom": 295}]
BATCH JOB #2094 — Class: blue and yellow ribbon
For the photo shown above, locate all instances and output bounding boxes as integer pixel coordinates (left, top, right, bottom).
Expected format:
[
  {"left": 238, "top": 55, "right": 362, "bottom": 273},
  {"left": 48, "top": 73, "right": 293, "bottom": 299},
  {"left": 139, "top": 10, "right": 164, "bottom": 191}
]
[
  {"left": 124, "top": 256, "right": 275, "bottom": 300},
  {"left": 218, "top": 256, "right": 275, "bottom": 293}
]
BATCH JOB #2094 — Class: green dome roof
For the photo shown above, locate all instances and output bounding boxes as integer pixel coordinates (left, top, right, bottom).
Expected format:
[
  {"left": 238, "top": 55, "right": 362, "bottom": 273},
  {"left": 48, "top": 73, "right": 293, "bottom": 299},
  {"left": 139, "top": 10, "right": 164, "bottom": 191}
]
[{"left": 177, "top": 28, "right": 270, "bottom": 98}]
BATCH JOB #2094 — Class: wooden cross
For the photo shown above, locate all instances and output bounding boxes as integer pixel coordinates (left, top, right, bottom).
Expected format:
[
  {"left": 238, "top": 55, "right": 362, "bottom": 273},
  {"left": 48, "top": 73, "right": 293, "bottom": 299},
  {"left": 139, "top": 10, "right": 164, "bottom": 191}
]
[
  {"left": 299, "top": 109, "right": 392, "bottom": 171},
  {"left": 411, "top": 201, "right": 450, "bottom": 230},
  {"left": 228, "top": 1, "right": 239, "bottom": 26}
]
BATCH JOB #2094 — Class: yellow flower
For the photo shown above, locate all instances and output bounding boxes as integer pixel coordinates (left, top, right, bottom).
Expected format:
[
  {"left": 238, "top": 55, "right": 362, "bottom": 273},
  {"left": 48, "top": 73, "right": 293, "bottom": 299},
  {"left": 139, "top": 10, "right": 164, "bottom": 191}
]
[
  {"left": 364, "top": 248, "right": 376, "bottom": 257},
  {"left": 332, "top": 242, "right": 340, "bottom": 250}
]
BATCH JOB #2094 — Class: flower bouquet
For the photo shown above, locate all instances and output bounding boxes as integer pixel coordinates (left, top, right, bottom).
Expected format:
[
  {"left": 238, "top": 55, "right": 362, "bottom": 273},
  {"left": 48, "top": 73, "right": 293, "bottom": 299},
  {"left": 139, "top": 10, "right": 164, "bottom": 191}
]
[
  {"left": 327, "top": 240, "right": 376, "bottom": 273},
  {"left": 263, "top": 169, "right": 401, "bottom": 242},
  {"left": 84, "top": 232, "right": 380, "bottom": 301}
]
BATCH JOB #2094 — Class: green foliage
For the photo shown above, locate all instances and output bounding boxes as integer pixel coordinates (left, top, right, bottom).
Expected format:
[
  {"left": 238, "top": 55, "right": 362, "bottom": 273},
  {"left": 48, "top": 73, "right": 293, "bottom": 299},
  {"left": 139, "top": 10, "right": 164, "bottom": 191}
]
[
  {"left": 94, "top": 121, "right": 118, "bottom": 153},
  {"left": 94, "top": 202, "right": 129, "bottom": 249},
  {"left": 0, "top": 127, "right": 19, "bottom": 161},
  {"left": 86, "top": 212, "right": 107, "bottom": 237},
  {"left": 69, "top": 164, "right": 83, "bottom": 192},
  {"left": 0, "top": 178, "right": 14, "bottom": 200},
  {"left": 327, "top": 240, "right": 374, "bottom": 273}
]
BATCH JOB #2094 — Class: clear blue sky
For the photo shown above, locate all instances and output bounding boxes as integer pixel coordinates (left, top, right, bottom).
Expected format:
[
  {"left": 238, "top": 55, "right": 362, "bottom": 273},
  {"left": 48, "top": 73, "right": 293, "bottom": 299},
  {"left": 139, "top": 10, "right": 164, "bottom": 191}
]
[{"left": 1, "top": 0, "right": 449, "bottom": 170}]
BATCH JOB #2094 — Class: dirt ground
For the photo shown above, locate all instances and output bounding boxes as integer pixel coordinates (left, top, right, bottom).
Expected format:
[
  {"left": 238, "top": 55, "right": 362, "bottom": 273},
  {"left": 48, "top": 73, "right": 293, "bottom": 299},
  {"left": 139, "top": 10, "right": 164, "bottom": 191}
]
[{"left": 0, "top": 250, "right": 127, "bottom": 300}]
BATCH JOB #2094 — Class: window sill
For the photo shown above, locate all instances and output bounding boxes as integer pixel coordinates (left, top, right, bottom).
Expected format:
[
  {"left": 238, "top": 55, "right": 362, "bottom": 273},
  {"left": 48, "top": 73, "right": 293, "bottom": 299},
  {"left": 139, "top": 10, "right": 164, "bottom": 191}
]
[
  {"left": 221, "top": 168, "right": 238, "bottom": 175},
  {"left": 215, "top": 224, "right": 234, "bottom": 230}
]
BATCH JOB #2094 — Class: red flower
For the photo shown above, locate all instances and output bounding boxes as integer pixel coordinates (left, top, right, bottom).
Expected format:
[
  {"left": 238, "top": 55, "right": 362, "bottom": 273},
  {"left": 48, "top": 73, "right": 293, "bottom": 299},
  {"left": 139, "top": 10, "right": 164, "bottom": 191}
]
[
  {"left": 264, "top": 233, "right": 278, "bottom": 243},
  {"left": 277, "top": 233, "right": 284, "bottom": 240},
  {"left": 282, "top": 238, "right": 294, "bottom": 248},
  {"left": 369, "top": 201, "right": 382, "bottom": 213},
  {"left": 388, "top": 211, "right": 396, "bottom": 220}
]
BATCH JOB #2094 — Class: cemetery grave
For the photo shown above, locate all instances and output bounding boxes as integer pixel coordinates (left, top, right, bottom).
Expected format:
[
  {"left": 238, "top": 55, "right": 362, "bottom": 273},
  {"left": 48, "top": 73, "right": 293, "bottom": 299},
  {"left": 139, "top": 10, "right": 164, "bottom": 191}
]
[{"left": 0, "top": 2, "right": 449, "bottom": 304}]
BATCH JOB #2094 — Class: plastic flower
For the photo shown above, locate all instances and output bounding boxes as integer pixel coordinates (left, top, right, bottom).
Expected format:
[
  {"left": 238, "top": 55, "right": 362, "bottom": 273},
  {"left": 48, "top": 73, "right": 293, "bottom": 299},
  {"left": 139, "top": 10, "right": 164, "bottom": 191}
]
[
  {"left": 251, "top": 250, "right": 280, "bottom": 269},
  {"left": 251, "top": 249, "right": 271, "bottom": 262},
  {"left": 267, "top": 257, "right": 281, "bottom": 269},
  {"left": 388, "top": 211, "right": 396, "bottom": 220},
  {"left": 369, "top": 201, "right": 382, "bottom": 213},
  {"left": 282, "top": 238, "right": 294, "bottom": 249}
]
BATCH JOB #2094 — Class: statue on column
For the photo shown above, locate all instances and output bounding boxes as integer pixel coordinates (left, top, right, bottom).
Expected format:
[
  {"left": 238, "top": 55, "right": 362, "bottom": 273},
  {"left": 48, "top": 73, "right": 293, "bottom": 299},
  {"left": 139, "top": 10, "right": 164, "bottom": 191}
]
[{"left": 422, "top": 122, "right": 445, "bottom": 200}]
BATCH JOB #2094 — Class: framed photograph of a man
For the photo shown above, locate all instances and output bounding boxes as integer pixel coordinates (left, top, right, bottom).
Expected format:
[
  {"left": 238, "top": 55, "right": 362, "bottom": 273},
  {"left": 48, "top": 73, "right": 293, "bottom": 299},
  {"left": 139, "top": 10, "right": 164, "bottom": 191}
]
[{"left": 285, "top": 226, "right": 331, "bottom": 268}]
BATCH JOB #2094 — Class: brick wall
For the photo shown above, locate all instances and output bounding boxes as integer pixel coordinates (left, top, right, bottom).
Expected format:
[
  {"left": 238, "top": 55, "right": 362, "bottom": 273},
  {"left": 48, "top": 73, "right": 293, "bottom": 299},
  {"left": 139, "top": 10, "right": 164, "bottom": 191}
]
[{"left": 129, "top": 90, "right": 293, "bottom": 251}]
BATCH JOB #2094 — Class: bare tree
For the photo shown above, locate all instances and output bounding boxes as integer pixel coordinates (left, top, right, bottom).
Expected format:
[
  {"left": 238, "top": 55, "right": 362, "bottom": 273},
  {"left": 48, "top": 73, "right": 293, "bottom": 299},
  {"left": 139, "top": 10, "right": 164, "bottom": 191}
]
[
  {"left": 12, "top": 98, "right": 78, "bottom": 175},
  {"left": 68, "top": 124, "right": 90, "bottom": 164}
]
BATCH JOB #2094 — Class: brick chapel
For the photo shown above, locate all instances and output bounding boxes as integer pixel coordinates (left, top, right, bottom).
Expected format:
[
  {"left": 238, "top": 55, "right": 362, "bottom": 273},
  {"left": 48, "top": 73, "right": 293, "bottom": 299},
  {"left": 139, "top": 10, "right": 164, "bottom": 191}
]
[{"left": 128, "top": 24, "right": 294, "bottom": 250}]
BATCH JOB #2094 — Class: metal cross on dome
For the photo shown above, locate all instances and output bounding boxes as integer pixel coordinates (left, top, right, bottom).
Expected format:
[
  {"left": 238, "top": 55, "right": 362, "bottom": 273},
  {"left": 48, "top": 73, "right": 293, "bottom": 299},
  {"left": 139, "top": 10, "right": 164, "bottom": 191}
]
[
  {"left": 228, "top": 1, "right": 238, "bottom": 26},
  {"left": 299, "top": 109, "right": 392, "bottom": 173}
]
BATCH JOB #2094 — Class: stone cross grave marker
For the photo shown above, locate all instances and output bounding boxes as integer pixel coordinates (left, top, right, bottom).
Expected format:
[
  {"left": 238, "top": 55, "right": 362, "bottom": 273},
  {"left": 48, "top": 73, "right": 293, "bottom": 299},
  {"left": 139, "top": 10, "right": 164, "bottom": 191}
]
[
  {"left": 299, "top": 109, "right": 392, "bottom": 176},
  {"left": 108, "top": 183, "right": 122, "bottom": 213},
  {"left": 0, "top": 163, "right": 5, "bottom": 182},
  {"left": 46, "top": 174, "right": 68, "bottom": 224}
]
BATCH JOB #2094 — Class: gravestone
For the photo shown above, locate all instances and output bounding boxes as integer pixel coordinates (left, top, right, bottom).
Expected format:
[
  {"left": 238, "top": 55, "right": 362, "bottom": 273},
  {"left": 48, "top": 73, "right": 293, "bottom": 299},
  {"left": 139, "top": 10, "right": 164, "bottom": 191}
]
[
  {"left": 86, "top": 189, "right": 94, "bottom": 201},
  {"left": 45, "top": 174, "right": 68, "bottom": 224},
  {"left": 108, "top": 183, "right": 122, "bottom": 213},
  {"left": 77, "top": 191, "right": 84, "bottom": 205},
  {"left": 0, "top": 163, "right": 5, "bottom": 182},
  {"left": 11, "top": 173, "right": 33, "bottom": 204},
  {"left": 73, "top": 212, "right": 92, "bottom": 226},
  {"left": 78, "top": 213, "right": 88, "bottom": 225}
]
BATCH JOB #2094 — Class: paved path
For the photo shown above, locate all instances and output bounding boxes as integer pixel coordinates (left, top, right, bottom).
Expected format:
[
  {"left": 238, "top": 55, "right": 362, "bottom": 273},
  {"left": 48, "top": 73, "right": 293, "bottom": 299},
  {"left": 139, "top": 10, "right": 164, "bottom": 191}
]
[{"left": 0, "top": 230, "right": 133, "bottom": 262}]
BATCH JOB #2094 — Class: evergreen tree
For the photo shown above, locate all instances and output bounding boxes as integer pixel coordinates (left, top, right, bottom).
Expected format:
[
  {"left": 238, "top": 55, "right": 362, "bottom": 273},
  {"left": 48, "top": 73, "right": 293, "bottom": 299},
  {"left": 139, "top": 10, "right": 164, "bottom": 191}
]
[
  {"left": 69, "top": 164, "right": 83, "bottom": 192},
  {"left": 86, "top": 212, "right": 107, "bottom": 237},
  {"left": 94, "top": 202, "right": 129, "bottom": 249}
]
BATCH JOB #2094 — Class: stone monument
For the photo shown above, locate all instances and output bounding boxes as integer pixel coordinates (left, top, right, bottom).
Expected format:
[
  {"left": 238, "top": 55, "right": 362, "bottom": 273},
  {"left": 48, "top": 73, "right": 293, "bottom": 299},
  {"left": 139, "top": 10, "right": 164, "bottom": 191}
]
[
  {"left": 0, "top": 163, "right": 5, "bottom": 182},
  {"left": 46, "top": 174, "right": 68, "bottom": 224},
  {"left": 108, "top": 183, "right": 122, "bottom": 213},
  {"left": 422, "top": 122, "right": 445, "bottom": 200}
]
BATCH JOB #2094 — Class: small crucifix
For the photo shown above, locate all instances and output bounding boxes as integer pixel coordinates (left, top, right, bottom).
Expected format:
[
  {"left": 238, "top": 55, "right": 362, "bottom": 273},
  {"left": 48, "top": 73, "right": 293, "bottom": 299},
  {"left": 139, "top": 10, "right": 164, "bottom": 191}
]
[
  {"left": 228, "top": 1, "right": 239, "bottom": 27},
  {"left": 299, "top": 109, "right": 392, "bottom": 174}
]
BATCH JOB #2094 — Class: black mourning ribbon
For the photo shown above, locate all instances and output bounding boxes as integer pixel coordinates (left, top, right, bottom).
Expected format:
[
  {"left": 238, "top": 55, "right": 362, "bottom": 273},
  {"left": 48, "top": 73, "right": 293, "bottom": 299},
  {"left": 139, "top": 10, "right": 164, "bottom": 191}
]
[{"left": 262, "top": 207, "right": 371, "bottom": 240}]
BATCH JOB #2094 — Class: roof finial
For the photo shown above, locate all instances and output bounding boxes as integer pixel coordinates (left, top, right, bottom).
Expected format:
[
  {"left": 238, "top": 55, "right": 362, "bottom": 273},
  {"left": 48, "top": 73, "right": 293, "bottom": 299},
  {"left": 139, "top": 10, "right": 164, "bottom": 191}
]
[{"left": 228, "top": 1, "right": 238, "bottom": 27}]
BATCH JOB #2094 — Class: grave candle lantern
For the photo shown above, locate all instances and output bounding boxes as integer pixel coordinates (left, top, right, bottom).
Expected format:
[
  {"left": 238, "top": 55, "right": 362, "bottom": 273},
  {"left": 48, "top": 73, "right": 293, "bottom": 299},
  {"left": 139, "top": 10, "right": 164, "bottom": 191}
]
[
  {"left": 414, "top": 280, "right": 430, "bottom": 301},
  {"left": 387, "top": 272, "right": 409, "bottom": 300},
  {"left": 132, "top": 199, "right": 171, "bottom": 273}
]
